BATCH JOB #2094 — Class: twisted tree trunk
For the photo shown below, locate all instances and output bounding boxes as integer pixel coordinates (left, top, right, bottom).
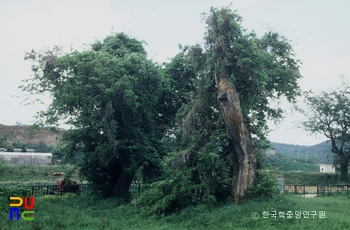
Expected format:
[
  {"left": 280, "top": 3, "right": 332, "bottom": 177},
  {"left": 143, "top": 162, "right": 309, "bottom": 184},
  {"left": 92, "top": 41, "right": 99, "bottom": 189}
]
[{"left": 215, "top": 64, "right": 257, "bottom": 204}]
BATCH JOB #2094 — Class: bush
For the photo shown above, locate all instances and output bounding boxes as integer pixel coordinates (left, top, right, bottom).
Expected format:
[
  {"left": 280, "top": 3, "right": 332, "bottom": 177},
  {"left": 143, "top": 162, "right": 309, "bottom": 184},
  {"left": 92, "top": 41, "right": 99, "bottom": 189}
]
[
  {"left": 248, "top": 170, "right": 279, "bottom": 199},
  {"left": 0, "top": 184, "right": 31, "bottom": 198},
  {"left": 0, "top": 185, "right": 31, "bottom": 218}
]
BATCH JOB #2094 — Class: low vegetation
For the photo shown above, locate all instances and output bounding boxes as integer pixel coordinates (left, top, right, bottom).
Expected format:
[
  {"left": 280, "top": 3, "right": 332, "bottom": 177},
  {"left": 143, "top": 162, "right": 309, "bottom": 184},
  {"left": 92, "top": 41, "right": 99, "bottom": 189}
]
[
  {"left": 1, "top": 162, "right": 350, "bottom": 229},
  {"left": 262, "top": 153, "right": 319, "bottom": 173},
  {"left": 1, "top": 193, "right": 350, "bottom": 230},
  {"left": 0, "top": 165, "right": 81, "bottom": 185},
  {"left": 283, "top": 172, "right": 344, "bottom": 185}
]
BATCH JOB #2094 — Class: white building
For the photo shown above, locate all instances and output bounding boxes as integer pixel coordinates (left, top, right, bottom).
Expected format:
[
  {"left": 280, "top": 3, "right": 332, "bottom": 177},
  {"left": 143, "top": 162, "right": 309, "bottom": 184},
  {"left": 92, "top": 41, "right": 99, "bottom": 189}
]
[
  {"left": 0, "top": 152, "right": 52, "bottom": 165},
  {"left": 319, "top": 164, "right": 335, "bottom": 173}
]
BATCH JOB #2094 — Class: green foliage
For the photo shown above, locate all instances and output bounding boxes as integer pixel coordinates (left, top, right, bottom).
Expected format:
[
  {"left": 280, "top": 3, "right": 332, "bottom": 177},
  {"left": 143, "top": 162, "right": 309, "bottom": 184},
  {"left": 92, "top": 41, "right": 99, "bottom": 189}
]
[
  {"left": 2, "top": 194, "right": 350, "bottom": 229},
  {"left": 7, "top": 140, "right": 26, "bottom": 152},
  {"left": 20, "top": 6, "right": 302, "bottom": 212},
  {"left": 298, "top": 79, "right": 350, "bottom": 182},
  {"left": 140, "top": 6, "right": 302, "bottom": 212},
  {"left": 0, "top": 158, "right": 5, "bottom": 167},
  {"left": 262, "top": 153, "right": 319, "bottom": 172},
  {"left": 21, "top": 33, "right": 170, "bottom": 196},
  {"left": 0, "top": 133, "right": 10, "bottom": 148},
  {"left": 0, "top": 185, "right": 31, "bottom": 223},
  {"left": 51, "top": 145, "right": 65, "bottom": 161},
  {"left": 272, "top": 141, "right": 334, "bottom": 165},
  {"left": 0, "top": 184, "right": 30, "bottom": 198},
  {"left": 0, "top": 164, "right": 80, "bottom": 185},
  {"left": 138, "top": 133, "right": 233, "bottom": 215},
  {"left": 203, "top": 7, "right": 301, "bottom": 138},
  {"left": 248, "top": 170, "right": 279, "bottom": 199},
  {"left": 282, "top": 172, "right": 346, "bottom": 185}
]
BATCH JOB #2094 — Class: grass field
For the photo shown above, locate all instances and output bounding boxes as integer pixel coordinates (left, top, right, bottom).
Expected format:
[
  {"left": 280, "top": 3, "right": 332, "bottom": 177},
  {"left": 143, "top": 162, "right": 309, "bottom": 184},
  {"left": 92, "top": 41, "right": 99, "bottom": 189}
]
[
  {"left": 1, "top": 193, "right": 350, "bottom": 230},
  {"left": 1, "top": 165, "right": 350, "bottom": 229}
]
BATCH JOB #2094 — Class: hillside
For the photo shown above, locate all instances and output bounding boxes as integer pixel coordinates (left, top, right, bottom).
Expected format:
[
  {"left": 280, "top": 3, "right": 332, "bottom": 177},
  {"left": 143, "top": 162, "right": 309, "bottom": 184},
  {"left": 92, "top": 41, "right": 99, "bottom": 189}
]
[
  {"left": 272, "top": 141, "right": 334, "bottom": 164},
  {"left": 262, "top": 153, "right": 319, "bottom": 172},
  {"left": 0, "top": 123, "right": 64, "bottom": 147}
]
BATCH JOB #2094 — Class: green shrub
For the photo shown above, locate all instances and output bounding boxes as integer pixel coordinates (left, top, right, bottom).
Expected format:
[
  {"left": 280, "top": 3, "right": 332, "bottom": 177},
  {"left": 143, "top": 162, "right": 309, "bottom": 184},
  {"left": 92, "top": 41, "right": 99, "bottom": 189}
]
[
  {"left": 137, "top": 145, "right": 232, "bottom": 216},
  {"left": 0, "top": 184, "right": 31, "bottom": 198},
  {"left": 0, "top": 185, "right": 31, "bottom": 218},
  {"left": 248, "top": 170, "right": 279, "bottom": 199}
]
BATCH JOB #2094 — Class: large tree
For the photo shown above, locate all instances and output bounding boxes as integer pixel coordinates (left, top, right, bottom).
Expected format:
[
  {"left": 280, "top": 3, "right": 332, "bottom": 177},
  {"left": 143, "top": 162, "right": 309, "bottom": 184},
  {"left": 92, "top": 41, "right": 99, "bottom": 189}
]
[
  {"left": 139, "top": 7, "right": 302, "bottom": 213},
  {"left": 198, "top": 7, "right": 301, "bottom": 203},
  {"left": 21, "top": 33, "right": 171, "bottom": 196},
  {"left": 299, "top": 81, "right": 350, "bottom": 182}
]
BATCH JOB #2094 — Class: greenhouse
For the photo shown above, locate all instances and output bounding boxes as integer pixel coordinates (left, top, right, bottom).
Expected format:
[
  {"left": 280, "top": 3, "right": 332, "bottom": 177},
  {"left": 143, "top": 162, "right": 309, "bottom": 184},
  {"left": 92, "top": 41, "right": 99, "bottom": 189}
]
[{"left": 0, "top": 152, "right": 52, "bottom": 165}]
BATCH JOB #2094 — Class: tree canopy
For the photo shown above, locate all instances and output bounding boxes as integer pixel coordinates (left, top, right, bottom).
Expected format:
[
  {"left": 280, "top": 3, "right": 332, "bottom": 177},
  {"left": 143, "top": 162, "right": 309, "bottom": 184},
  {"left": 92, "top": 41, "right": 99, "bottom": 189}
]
[
  {"left": 139, "top": 7, "right": 302, "bottom": 214},
  {"left": 22, "top": 33, "right": 171, "bottom": 196},
  {"left": 298, "top": 80, "right": 350, "bottom": 182},
  {"left": 21, "top": 6, "right": 302, "bottom": 210}
]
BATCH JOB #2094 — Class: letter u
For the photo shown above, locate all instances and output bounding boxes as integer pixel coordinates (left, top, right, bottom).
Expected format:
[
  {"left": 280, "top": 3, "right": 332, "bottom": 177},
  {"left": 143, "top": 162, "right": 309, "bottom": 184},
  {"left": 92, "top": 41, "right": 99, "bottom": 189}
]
[{"left": 24, "top": 196, "right": 35, "bottom": 210}]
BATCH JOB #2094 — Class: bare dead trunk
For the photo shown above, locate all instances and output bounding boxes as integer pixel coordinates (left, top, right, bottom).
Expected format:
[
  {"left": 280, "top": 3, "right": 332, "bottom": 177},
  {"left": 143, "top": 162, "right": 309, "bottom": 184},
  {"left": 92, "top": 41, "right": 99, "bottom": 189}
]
[{"left": 215, "top": 66, "right": 257, "bottom": 204}]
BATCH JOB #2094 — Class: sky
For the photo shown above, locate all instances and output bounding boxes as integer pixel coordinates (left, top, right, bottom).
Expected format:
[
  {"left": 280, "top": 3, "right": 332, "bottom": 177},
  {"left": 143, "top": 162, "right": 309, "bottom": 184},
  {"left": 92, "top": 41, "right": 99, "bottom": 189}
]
[{"left": 0, "top": 0, "right": 349, "bottom": 146}]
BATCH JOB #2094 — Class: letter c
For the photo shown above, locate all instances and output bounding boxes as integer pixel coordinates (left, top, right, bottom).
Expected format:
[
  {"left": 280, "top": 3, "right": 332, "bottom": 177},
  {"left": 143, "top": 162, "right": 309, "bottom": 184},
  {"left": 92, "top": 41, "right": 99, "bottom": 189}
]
[{"left": 21, "top": 211, "right": 35, "bottom": 221}]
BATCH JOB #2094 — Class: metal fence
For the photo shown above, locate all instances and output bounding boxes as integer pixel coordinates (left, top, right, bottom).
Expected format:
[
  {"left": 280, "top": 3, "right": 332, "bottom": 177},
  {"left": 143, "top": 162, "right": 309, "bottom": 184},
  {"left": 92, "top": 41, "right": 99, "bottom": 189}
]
[
  {"left": 27, "top": 184, "right": 91, "bottom": 196},
  {"left": 317, "top": 185, "right": 350, "bottom": 197},
  {"left": 284, "top": 185, "right": 306, "bottom": 196},
  {"left": 284, "top": 184, "right": 350, "bottom": 197},
  {"left": 22, "top": 182, "right": 147, "bottom": 197},
  {"left": 10, "top": 183, "right": 350, "bottom": 197},
  {"left": 129, "top": 182, "right": 148, "bottom": 194}
]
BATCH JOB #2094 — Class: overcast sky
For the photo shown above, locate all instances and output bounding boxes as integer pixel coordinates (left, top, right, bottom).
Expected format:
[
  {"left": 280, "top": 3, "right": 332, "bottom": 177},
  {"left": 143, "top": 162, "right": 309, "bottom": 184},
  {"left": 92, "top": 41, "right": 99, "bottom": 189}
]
[{"left": 1, "top": 0, "right": 349, "bottom": 146}]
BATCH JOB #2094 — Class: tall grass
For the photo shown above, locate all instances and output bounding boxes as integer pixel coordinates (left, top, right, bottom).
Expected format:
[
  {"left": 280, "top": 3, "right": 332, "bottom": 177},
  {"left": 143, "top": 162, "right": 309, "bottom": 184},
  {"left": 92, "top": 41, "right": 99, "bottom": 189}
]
[{"left": 1, "top": 194, "right": 349, "bottom": 230}]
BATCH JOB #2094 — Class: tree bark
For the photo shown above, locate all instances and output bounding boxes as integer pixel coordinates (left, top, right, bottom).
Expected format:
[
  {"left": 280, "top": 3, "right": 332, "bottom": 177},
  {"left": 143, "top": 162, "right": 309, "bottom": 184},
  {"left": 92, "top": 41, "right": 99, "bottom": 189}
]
[
  {"left": 330, "top": 139, "right": 349, "bottom": 183},
  {"left": 215, "top": 65, "right": 257, "bottom": 204},
  {"left": 339, "top": 157, "right": 349, "bottom": 183},
  {"left": 112, "top": 170, "right": 134, "bottom": 197},
  {"left": 110, "top": 162, "right": 135, "bottom": 197}
]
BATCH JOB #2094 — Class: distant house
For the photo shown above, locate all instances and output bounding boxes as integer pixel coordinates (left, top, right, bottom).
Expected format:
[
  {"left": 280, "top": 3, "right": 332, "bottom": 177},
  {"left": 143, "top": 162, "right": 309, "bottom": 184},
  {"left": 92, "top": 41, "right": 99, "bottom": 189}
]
[{"left": 319, "top": 164, "right": 335, "bottom": 173}]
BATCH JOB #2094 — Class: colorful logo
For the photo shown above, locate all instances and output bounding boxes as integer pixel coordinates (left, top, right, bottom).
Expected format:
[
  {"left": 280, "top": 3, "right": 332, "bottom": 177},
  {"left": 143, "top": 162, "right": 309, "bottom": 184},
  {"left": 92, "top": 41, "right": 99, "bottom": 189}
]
[{"left": 9, "top": 196, "right": 35, "bottom": 221}]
